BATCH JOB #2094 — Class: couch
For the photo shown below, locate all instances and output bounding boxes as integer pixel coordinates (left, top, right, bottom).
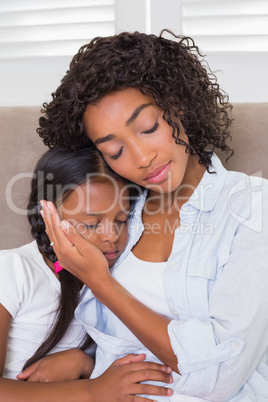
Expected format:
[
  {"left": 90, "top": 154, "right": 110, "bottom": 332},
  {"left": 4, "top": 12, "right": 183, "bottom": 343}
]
[{"left": 1, "top": 104, "right": 268, "bottom": 250}]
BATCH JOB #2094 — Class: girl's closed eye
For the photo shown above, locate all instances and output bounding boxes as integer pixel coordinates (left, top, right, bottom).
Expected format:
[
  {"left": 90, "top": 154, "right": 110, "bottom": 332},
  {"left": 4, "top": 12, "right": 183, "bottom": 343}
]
[
  {"left": 75, "top": 221, "right": 100, "bottom": 237},
  {"left": 116, "top": 218, "right": 128, "bottom": 225},
  {"left": 83, "top": 222, "right": 100, "bottom": 229},
  {"left": 74, "top": 221, "right": 100, "bottom": 233},
  {"left": 115, "top": 212, "right": 132, "bottom": 225}
]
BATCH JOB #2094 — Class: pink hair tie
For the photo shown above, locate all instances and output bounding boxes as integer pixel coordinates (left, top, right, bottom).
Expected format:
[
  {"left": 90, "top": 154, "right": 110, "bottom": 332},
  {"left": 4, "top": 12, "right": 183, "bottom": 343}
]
[{"left": 53, "top": 261, "right": 64, "bottom": 273}]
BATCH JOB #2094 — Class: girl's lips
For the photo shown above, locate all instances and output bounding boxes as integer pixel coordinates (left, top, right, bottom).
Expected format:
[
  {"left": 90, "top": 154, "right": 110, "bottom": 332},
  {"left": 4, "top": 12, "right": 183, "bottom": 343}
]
[
  {"left": 103, "top": 250, "right": 119, "bottom": 260},
  {"left": 145, "top": 162, "right": 171, "bottom": 184}
]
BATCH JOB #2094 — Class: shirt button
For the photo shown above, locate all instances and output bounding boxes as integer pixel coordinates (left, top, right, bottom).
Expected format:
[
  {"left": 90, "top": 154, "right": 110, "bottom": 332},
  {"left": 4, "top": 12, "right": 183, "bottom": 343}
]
[
  {"left": 173, "top": 311, "right": 178, "bottom": 316},
  {"left": 232, "top": 342, "right": 239, "bottom": 350},
  {"left": 170, "top": 261, "right": 176, "bottom": 267}
]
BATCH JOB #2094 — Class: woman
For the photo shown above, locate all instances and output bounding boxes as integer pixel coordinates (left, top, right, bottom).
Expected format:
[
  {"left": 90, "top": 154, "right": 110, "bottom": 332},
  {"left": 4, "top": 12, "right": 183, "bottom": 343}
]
[{"left": 38, "top": 31, "right": 268, "bottom": 400}]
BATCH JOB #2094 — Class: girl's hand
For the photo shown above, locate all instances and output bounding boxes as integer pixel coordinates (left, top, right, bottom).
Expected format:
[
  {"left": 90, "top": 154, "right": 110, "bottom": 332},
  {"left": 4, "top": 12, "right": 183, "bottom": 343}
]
[
  {"left": 17, "top": 351, "right": 173, "bottom": 401},
  {"left": 40, "top": 200, "right": 110, "bottom": 288},
  {"left": 89, "top": 354, "right": 173, "bottom": 401},
  {"left": 17, "top": 349, "right": 94, "bottom": 382}
]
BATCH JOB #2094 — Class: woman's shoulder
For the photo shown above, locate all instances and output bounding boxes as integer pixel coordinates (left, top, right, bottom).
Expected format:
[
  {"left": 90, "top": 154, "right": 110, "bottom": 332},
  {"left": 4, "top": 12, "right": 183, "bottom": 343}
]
[
  {"left": 224, "top": 169, "right": 268, "bottom": 205},
  {"left": 212, "top": 154, "right": 268, "bottom": 196}
]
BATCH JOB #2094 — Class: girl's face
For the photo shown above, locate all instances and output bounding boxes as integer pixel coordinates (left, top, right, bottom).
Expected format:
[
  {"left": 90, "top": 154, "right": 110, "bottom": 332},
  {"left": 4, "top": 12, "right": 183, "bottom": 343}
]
[
  {"left": 83, "top": 87, "right": 191, "bottom": 195},
  {"left": 58, "top": 180, "right": 130, "bottom": 268}
]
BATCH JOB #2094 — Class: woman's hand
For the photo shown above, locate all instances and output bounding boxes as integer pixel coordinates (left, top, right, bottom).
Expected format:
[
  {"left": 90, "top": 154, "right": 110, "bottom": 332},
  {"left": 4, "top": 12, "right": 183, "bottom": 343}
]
[
  {"left": 88, "top": 354, "right": 173, "bottom": 401},
  {"left": 17, "top": 349, "right": 94, "bottom": 382},
  {"left": 40, "top": 200, "right": 110, "bottom": 289}
]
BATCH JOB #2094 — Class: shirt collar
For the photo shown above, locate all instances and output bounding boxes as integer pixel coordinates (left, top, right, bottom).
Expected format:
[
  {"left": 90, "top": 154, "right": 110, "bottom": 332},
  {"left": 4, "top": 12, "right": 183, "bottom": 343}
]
[{"left": 186, "top": 153, "right": 228, "bottom": 212}]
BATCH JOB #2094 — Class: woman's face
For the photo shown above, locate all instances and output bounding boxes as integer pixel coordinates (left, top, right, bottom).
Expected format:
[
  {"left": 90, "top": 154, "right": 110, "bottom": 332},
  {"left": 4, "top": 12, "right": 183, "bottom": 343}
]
[
  {"left": 58, "top": 180, "right": 130, "bottom": 268},
  {"left": 83, "top": 88, "right": 191, "bottom": 195}
]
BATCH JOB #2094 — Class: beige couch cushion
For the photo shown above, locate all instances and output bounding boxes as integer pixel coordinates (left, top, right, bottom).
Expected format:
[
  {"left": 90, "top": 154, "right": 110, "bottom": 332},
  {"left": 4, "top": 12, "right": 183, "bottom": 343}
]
[
  {"left": 0, "top": 103, "right": 267, "bottom": 250},
  {"left": 220, "top": 103, "right": 268, "bottom": 177},
  {"left": 0, "top": 107, "right": 46, "bottom": 249}
]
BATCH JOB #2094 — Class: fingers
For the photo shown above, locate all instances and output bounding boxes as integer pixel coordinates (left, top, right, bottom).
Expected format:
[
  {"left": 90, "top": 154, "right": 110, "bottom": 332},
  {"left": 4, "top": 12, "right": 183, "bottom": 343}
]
[
  {"left": 128, "top": 365, "right": 173, "bottom": 385},
  {"left": 40, "top": 201, "right": 107, "bottom": 283},
  {"left": 113, "top": 354, "right": 146, "bottom": 366},
  {"left": 61, "top": 219, "right": 103, "bottom": 261},
  {"left": 126, "top": 360, "right": 172, "bottom": 374},
  {"left": 16, "top": 360, "right": 41, "bottom": 381},
  {"left": 134, "top": 382, "right": 173, "bottom": 398},
  {"left": 40, "top": 201, "right": 73, "bottom": 251},
  {"left": 17, "top": 360, "right": 45, "bottom": 383},
  {"left": 40, "top": 200, "right": 82, "bottom": 272},
  {"left": 41, "top": 200, "right": 95, "bottom": 260},
  {"left": 112, "top": 353, "right": 172, "bottom": 374}
]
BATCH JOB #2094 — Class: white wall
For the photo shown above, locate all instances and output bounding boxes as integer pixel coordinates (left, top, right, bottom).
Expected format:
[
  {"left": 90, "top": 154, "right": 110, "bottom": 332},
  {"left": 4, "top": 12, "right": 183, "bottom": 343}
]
[
  {"left": 0, "top": 0, "right": 267, "bottom": 106},
  {"left": 205, "top": 52, "right": 268, "bottom": 104},
  {"left": 0, "top": 56, "right": 71, "bottom": 107},
  {"left": 0, "top": 56, "right": 69, "bottom": 107}
]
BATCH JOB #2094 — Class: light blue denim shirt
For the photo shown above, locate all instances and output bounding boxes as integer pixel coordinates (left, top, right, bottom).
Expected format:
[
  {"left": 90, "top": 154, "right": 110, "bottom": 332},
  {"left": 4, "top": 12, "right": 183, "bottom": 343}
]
[{"left": 76, "top": 155, "right": 268, "bottom": 401}]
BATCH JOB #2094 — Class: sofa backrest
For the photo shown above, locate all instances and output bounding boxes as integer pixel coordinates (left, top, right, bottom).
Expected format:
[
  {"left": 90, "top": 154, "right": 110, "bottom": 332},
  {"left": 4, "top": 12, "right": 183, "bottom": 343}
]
[
  {"left": 0, "top": 103, "right": 267, "bottom": 250},
  {"left": 0, "top": 107, "right": 46, "bottom": 249},
  {"left": 220, "top": 103, "right": 268, "bottom": 177}
]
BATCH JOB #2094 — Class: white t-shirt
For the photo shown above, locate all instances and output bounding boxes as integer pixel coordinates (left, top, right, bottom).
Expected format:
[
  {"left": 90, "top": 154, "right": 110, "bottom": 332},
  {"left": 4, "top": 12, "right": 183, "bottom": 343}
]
[
  {"left": 113, "top": 251, "right": 171, "bottom": 318},
  {"left": 0, "top": 241, "right": 88, "bottom": 379}
]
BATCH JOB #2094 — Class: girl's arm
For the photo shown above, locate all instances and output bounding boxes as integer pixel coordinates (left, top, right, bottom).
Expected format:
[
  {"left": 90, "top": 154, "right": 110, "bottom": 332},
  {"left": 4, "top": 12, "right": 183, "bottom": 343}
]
[
  {"left": 41, "top": 201, "right": 180, "bottom": 373},
  {"left": 1, "top": 298, "right": 173, "bottom": 400},
  {"left": 17, "top": 348, "right": 95, "bottom": 382},
  {"left": 0, "top": 304, "right": 12, "bottom": 376},
  {"left": 0, "top": 359, "right": 173, "bottom": 401}
]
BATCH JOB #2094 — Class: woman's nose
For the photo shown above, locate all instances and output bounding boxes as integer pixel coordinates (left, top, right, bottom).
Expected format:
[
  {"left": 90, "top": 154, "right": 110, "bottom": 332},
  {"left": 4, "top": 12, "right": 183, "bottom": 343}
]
[{"left": 131, "top": 140, "right": 157, "bottom": 168}]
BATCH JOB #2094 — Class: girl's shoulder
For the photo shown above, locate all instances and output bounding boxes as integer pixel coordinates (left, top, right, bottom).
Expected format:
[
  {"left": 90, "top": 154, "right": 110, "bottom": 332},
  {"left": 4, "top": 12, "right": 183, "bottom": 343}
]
[
  {"left": 0, "top": 240, "right": 40, "bottom": 265},
  {"left": 0, "top": 241, "right": 49, "bottom": 281},
  {"left": 0, "top": 241, "right": 59, "bottom": 317}
]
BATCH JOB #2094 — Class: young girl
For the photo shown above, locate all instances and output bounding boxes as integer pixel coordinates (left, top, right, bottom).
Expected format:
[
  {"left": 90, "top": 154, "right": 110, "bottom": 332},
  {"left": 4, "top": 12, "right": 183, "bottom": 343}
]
[
  {"left": 0, "top": 147, "right": 173, "bottom": 401},
  {"left": 37, "top": 31, "right": 268, "bottom": 401}
]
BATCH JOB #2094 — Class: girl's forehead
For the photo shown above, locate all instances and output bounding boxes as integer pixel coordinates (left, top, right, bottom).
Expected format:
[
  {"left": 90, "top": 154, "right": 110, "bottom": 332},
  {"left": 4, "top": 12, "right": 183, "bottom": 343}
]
[{"left": 61, "top": 179, "right": 130, "bottom": 216}]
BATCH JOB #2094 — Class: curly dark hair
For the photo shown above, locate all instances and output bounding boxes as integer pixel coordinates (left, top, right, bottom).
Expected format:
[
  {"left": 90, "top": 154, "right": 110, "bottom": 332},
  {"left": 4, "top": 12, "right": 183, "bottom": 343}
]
[{"left": 38, "top": 29, "right": 233, "bottom": 167}]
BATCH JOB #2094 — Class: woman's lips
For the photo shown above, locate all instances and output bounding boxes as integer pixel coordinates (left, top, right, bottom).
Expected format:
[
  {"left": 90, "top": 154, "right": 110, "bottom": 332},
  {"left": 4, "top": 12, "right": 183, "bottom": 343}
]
[{"left": 145, "top": 162, "right": 171, "bottom": 184}]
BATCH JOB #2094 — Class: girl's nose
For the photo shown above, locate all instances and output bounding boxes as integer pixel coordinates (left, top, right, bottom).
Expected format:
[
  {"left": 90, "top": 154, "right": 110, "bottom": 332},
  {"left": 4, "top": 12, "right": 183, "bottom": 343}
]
[{"left": 100, "top": 221, "right": 119, "bottom": 243}]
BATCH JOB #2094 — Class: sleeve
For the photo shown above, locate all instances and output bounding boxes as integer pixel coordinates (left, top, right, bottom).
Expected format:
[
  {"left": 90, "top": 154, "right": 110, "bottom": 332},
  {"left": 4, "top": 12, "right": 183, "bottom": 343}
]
[
  {"left": 168, "top": 188, "right": 268, "bottom": 400},
  {"left": 0, "top": 250, "right": 26, "bottom": 317}
]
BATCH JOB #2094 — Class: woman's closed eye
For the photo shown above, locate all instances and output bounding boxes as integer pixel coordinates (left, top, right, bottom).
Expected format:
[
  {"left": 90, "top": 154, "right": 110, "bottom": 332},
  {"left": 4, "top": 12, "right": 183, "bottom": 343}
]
[
  {"left": 109, "top": 122, "right": 159, "bottom": 160},
  {"left": 110, "top": 146, "right": 123, "bottom": 160},
  {"left": 142, "top": 121, "right": 159, "bottom": 134}
]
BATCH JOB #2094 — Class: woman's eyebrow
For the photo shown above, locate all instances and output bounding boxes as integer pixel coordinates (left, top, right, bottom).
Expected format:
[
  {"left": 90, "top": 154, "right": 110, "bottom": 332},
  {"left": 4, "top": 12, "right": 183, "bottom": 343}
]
[
  {"left": 94, "top": 102, "right": 153, "bottom": 146},
  {"left": 94, "top": 134, "right": 115, "bottom": 145},
  {"left": 126, "top": 102, "right": 153, "bottom": 126}
]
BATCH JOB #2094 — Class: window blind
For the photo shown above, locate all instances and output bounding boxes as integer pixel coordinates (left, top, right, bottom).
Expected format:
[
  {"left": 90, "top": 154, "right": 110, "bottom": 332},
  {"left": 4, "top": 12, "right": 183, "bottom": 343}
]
[
  {"left": 0, "top": 0, "right": 115, "bottom": 58},
  {"left": 181, "top": 0, "right": 268, "bottom": 52}
]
